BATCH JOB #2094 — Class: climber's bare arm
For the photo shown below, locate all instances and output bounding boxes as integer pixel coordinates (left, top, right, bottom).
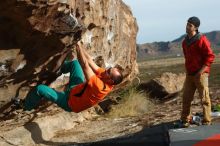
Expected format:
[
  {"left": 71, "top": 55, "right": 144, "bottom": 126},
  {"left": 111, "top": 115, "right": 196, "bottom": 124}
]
[{"left": 77, "top": 42, "right": 100, "bottom": 73}]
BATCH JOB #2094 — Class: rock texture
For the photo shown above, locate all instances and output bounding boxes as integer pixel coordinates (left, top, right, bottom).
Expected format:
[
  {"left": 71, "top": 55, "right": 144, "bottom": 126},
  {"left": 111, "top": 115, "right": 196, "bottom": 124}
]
[
  {"left": 0, "top": 104, "right": 98, "bottom": 146},
  {"left": 138, "top": 72, "right": 186, "bottom": 100},
  {"left": 0, "top": 0, "right": 138, "bottom": 103}
]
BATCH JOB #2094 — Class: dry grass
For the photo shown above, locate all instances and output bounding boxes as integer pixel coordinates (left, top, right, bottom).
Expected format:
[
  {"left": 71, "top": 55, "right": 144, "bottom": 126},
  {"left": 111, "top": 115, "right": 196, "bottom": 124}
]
[
  {"left": 107, "top": 88, "right": 154, "bottom": 118},
  {"left": 107, "top": 55, "right": 220, "bottom": 118},
  {"left": 138, "top": 57, "right": 184, "bottom": 68}
]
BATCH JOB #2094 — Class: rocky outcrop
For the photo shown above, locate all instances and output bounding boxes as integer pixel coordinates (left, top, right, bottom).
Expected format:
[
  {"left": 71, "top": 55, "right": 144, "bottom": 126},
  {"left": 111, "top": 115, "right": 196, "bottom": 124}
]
[
  {"left": 0, "top": 0, "right": 138, "bottom": 103},
  {"left": 138, "top": 72, "right": 185, "bottom": 100},
  {"left": 0, "top": 105, "right": 98, "bottom": 146}
]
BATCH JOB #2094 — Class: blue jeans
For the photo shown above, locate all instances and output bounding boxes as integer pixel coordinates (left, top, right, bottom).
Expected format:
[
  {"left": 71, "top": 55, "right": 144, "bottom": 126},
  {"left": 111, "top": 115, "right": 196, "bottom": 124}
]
[{"left": 24, "top": 60, "right": 85, "bottom": 111}]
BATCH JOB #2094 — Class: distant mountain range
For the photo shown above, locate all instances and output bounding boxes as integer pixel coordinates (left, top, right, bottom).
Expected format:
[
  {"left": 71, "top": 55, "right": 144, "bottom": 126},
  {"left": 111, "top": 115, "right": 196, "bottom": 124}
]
[{"left": 137, "top": 31, "right": 220, "bottom": 59}]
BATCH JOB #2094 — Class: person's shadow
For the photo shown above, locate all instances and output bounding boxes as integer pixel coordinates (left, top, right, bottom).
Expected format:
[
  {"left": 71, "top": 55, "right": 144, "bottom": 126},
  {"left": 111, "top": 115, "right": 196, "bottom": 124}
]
[
  {"left": 24, "top": 120, "right": 220, "bottom": 146},
  {"left": 24, "top": 122, "right": 77, "bottom": 146},
  {"left": 23, "top": 120, "right": 173, "bottom": 146}
]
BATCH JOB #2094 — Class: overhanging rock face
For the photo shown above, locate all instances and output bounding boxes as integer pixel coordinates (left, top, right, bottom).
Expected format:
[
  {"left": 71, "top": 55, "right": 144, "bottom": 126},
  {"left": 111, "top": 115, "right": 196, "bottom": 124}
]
[{"left": 0, "top": 0, "right": 138, "bottom": 102}]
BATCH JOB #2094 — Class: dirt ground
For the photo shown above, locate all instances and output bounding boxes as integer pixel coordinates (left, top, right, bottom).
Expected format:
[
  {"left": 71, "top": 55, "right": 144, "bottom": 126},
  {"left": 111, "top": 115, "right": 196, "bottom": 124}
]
[
  {"left": 1, "top": 57, "right": 220, "bottom": 145},
  {"left": 1, "top": 91, "right": 219, "bottom": 146}
]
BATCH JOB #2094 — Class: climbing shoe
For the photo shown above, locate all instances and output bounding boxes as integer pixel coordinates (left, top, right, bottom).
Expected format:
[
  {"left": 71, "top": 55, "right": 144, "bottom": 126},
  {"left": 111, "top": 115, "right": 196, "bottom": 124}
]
[{"left": 11, "top": 97, "right": 25, "bottom": 109}]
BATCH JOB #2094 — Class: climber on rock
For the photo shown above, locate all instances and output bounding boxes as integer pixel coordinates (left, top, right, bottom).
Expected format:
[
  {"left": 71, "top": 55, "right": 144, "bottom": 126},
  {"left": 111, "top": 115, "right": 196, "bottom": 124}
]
[{"left": 15, "top": 42, "right": 123, "bottom": 113}]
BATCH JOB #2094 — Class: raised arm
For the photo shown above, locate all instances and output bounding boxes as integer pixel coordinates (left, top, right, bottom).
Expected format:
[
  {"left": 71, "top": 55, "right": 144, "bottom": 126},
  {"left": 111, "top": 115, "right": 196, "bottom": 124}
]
[
  {"left": 76, "top": 44, "right": 94, "bottom": 81},
  {"left": 77, "top": 42, "right": 100, "bottom": 73}
]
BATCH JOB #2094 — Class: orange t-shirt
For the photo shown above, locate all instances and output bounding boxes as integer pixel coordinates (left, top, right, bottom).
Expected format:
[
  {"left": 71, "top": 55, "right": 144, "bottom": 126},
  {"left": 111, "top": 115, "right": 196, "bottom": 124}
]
[{"left": 68, "top": 68, "right": 113, "bottom": 113}]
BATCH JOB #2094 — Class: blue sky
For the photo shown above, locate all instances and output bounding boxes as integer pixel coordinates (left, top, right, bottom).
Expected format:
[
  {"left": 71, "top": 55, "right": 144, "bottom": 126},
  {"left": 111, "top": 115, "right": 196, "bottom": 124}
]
[{"left": 122, "top": 0, "right": 220, "bottom": 44}]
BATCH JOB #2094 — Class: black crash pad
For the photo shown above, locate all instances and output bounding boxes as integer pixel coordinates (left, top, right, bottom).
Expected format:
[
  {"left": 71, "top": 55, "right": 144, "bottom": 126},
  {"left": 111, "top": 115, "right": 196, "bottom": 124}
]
[{"left": 169, "top": 124, "right": 220, "bottom": 146}]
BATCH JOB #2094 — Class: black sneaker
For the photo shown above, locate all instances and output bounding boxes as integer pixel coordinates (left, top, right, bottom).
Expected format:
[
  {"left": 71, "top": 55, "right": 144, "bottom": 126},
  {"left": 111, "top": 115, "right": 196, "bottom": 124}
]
[
  {"left": 173, "top": 120, "right": 190, "bottom": 128},
  {"left": 202, "top": 121, "right": 212, "bottom": 126},
  {"left": 11, "top": 97, "right": 24, "bottom": 109},
  {"left": 181, "top": 121, "right": 190, "bottom": 128}
]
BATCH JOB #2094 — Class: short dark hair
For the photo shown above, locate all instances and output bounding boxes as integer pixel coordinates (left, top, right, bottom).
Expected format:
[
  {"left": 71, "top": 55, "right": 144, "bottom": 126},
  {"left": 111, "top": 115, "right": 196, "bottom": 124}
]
[
  {"left": 188, "top": 16, "right": 200, "bottom": 28},
  {"left": 112, "top": 70, "right": 123, "bottom": 85}
]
